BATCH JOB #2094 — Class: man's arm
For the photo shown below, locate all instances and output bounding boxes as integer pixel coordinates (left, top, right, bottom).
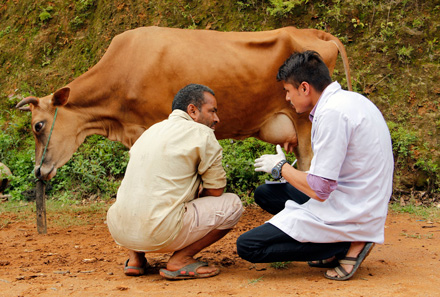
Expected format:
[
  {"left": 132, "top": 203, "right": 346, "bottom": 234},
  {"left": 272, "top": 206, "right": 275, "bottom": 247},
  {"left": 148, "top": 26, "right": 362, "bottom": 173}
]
[
  {"left": 199, "top": 187, "right": 224, "bottom": 197},
  {"left": 254, "top": 144, "right": 339, "bottom": 202},
  {"left": 197, "top": 134, "right": 227, "bottom": 198},
  {"left": 280, "top": 164, "right": 325, "bottom": 202},
  {"left": 254, "top": 145, "right": 325, "bottom": 202}
]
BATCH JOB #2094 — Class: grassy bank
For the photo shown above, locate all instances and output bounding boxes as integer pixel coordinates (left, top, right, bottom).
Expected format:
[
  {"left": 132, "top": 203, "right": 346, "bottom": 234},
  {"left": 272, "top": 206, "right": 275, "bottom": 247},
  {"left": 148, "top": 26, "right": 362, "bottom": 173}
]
[{"left": 0, "top": 0, "right": 439, "bottom": 203}]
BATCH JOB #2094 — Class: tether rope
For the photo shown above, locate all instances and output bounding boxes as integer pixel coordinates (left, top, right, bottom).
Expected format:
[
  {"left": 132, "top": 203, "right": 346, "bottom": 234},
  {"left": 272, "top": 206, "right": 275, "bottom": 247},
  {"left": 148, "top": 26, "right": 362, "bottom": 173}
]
[{"left": 39, "top": 108, "right": 58, "bottom": 168}]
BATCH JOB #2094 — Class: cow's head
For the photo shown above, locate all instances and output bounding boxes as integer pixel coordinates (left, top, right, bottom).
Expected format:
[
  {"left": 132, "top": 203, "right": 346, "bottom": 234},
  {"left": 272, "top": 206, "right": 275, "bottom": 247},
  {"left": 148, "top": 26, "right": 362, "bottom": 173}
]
[{"left": 16, "top": 87, "right": 83, "bottom": 180}]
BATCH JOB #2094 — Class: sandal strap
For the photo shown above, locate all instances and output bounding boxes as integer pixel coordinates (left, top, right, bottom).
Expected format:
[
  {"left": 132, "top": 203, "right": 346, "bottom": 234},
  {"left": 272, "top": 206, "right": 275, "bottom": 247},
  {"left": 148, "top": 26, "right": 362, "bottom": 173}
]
[
  {"left": 177, "top": 261, "right": 208, "bottom": 276},
  {"left": 334, "top": 265, "right": 350, "bottom": 278},
  {"left": 339, "top": 257, "right": 357, "bottom": 266}
]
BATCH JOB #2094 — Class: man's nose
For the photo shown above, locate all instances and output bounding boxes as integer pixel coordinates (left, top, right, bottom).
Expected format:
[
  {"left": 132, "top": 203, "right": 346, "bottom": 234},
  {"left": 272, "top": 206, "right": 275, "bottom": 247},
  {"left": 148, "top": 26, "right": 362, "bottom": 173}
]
[{"left": 214, "top": 113, "right": 220, "bottom": 123}]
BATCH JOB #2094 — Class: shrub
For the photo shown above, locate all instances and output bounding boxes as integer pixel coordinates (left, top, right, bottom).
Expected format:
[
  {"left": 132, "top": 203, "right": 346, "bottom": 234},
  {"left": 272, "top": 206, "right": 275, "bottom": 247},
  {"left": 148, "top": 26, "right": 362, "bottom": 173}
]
[
  {"left": 39, "top": 6, "right": 53, "bottom": 22},
  {"left": 387, "top": 121, "right": 417, "bottom": 163},
  {"left": 0, "top": 110, "right": 35, "bottom": 200},
  {"left": 48, "top": 135, "right": 128, "bottom": 200},
  {"left": 220, "top": 138, "right": 296, "bottom": 204},
  {"left": 267, "top": 0, "right": 307, "bottom": 16}
]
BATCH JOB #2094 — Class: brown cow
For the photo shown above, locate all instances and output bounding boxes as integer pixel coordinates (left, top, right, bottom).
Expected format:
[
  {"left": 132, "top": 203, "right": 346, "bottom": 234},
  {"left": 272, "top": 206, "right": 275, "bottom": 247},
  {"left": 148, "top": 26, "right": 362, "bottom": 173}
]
[{"left": 16, "top": 26, "right": 351, "bottom": 180}]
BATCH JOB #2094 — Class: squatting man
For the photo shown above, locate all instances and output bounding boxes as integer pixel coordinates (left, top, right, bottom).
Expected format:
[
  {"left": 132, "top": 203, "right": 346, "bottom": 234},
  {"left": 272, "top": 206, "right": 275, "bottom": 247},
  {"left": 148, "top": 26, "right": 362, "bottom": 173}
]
[
  {"left": 107, "top": 84, "right": 244, "bottom": 280},
  {"left": 237, "top": 50, "right": 394, "bottom": 281}
]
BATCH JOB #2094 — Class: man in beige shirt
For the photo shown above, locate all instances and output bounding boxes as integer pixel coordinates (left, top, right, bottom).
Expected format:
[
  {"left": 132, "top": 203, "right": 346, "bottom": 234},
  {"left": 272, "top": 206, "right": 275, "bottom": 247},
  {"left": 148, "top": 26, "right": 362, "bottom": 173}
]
[{"left": 107, "top": 84, "right": 243, "bottom": 280}]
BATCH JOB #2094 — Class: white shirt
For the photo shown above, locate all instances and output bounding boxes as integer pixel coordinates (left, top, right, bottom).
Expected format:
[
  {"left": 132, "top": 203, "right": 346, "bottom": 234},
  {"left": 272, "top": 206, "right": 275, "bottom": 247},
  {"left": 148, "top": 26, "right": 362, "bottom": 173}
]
[
  {"left": 269, "top": 82, "right": 394, "bottom": 244},
  {"left": 107, "top": 110, "right": 226, "bottom": 251}
]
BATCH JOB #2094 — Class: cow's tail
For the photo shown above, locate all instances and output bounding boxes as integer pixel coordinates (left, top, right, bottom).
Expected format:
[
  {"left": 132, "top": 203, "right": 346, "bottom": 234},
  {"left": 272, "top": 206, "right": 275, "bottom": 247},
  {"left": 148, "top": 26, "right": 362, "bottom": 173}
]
[{"left": 329, "top": 39, "right": 352, "bottom": 92}]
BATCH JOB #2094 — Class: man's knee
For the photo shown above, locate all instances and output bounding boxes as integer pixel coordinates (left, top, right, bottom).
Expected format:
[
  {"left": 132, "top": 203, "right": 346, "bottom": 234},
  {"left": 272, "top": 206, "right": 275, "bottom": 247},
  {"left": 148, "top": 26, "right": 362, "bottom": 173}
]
[
  {"left": 223, "top": 192, "right": 242, "bottom": 205},
  {"left": 254, "top": 184, "right": 271, "bottom": 207},
  {"left": 236, "top": 232, "right": 254, "bottom": 262},
  {"left": 219, "top": 193, "right": 244, "bottom": 229}
]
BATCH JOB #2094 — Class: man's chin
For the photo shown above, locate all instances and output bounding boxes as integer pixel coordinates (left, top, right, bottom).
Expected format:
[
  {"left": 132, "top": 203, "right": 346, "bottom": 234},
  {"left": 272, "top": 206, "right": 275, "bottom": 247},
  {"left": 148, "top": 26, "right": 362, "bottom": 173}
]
[{"left": 291, "top": 106, "right": 299, "bottom": 113}]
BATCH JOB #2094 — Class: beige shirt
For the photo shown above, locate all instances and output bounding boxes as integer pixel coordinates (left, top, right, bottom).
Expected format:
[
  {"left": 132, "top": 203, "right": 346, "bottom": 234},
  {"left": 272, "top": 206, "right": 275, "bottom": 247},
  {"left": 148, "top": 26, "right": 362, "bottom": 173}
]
[{"left": 107, "top": 110, "right": 226, "bottom": 251}]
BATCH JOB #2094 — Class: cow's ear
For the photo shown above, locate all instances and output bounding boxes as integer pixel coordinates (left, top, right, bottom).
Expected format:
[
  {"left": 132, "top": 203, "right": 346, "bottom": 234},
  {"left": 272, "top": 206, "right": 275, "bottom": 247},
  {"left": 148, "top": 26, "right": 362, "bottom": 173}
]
[{"left": 51, "top": 87, "right": 70, "bottom": 107}]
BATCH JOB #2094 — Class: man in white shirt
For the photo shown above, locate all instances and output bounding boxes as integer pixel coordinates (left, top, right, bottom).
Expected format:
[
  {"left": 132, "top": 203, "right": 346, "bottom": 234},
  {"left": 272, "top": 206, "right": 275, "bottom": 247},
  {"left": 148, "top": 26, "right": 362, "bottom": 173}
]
[
  {"left": 236, "top": 51, "right": 393, "bottom": 281},
  {"left": 107, "top": 84, "right": 243, "bottom": 280}
]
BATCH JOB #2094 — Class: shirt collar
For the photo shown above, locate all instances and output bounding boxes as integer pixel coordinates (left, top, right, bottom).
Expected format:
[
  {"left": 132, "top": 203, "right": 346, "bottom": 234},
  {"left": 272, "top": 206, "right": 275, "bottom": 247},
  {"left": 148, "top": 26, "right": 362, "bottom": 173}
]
[
  {"left": 168, "top": 109, "right": 194, "bottom": 122},
  {"left": 309, "top": 81, "right": 341, "bottom": 122},
  {"left": 309, "top": 100, "right": 319, "bottom": 122}
]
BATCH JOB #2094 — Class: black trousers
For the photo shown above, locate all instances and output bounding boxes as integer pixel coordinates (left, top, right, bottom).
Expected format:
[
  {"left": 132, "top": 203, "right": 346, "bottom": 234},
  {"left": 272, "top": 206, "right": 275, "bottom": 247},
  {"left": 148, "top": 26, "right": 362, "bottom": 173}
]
[{"left": 236, "top": 183, "right": 350, "bottom": 263}]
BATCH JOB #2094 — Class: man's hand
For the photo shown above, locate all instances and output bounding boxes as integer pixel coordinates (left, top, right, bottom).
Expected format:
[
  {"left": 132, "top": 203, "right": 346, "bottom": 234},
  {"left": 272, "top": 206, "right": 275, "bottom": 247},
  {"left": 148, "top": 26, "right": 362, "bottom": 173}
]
[
  {"left": 254, "top": 145, "right": 286, "bottom": 174},
  {"left": 199, "top": 187, "right": 224, "bottom": 197}
]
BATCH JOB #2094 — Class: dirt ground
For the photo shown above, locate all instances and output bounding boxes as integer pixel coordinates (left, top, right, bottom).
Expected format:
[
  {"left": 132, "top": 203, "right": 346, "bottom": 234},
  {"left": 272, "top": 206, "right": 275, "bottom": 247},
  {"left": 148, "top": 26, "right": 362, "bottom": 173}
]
[{"left": 1, "top": 204, "right": 439, "bottom": 297}]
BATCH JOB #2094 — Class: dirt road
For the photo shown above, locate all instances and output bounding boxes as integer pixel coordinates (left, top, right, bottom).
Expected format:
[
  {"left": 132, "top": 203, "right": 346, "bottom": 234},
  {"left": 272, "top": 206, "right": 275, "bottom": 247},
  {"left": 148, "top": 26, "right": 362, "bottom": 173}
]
[{"left": 1, "top": 205, "right": 439, "bottom": 296}]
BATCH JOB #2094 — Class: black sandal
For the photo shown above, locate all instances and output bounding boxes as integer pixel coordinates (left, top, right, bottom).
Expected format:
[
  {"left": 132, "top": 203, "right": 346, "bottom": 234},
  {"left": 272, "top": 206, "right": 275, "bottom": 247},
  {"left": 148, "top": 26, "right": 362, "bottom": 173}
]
[
  {"left": 307, "top": 257, "right": 339, "bottom": 268},
  {"left": 324, "top": 242, "right": 374, "bottom": 281}
]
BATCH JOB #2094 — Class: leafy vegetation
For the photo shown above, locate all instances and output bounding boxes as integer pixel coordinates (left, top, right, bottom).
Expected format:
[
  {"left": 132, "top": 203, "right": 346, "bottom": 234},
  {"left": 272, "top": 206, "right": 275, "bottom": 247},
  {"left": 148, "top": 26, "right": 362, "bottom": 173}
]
[
  {"left": 48, "top": 135, "right": 128, "bottom": 201},
  {"left": 267, "top": 0, "right": 308, "bottom": 16},
  {"left": 220, "top": 138, "right": 297, "bottom": 205},
  {"left": 0, "top": 0, "right": 439, "bottom": 204}
]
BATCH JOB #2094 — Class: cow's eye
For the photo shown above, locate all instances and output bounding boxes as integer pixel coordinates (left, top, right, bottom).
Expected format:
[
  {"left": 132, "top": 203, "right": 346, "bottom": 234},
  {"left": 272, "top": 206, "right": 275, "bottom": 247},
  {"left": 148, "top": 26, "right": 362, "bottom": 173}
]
[{"left": 35, "top": 121, "right": 45, "bottom": 133}]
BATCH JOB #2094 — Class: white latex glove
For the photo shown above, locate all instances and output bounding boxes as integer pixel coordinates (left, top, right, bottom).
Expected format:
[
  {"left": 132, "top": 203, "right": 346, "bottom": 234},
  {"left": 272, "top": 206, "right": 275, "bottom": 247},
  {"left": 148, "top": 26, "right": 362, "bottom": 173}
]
[{"left": 254, "top": 144, "right": 286, "bottom": 174}]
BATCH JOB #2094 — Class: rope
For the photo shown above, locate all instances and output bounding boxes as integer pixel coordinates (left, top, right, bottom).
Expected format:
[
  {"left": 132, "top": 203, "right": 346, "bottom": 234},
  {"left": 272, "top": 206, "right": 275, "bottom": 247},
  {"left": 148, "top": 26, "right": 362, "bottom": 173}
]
[{"left": 39, "top": 108, "right": 58, "bottom": 168}]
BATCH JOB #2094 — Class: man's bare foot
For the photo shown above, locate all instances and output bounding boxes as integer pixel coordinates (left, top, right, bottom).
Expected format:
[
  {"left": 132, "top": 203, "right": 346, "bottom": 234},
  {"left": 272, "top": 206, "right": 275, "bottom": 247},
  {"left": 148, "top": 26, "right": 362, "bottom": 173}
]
[
  {"left": 124, "top": 250, "right": 147, "bottom": 276},
  {"left": 126, "top": 250, "right": 146, "bottom": 268}
]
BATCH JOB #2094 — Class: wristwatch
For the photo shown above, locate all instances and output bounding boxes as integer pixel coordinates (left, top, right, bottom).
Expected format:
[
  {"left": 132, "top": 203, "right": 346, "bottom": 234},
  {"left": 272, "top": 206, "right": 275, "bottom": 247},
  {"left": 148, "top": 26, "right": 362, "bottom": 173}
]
[{"left": 271, "top": 160, "right": 288, "bottom": 180}]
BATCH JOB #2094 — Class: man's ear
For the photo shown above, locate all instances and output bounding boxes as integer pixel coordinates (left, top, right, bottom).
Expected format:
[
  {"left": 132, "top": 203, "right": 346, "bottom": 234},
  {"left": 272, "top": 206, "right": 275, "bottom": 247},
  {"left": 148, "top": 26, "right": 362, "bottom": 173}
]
[
  {"left": 300, "top": 82, "right": 310, "bottom": 95},
  {"left": 187, "top": 104, "right": 199, "bottom": 121}
]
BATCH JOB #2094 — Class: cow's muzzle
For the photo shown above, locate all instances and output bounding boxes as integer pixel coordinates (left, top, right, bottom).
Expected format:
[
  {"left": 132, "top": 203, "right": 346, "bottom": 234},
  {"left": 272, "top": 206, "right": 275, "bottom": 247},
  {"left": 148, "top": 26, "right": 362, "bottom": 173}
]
[{"left": 35, "top": 165, "right": 57, "bottom": 181}]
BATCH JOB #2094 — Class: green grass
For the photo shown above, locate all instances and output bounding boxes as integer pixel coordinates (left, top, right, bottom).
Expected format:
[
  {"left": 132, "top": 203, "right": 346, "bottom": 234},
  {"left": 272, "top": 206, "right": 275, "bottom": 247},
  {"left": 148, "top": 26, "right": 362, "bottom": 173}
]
[
  {"left": 270, "top": 262, "right": 291, "bottom": 269},
  {"left": 389, "top": 202, "right": 440, "bottom": 222},
  {"left": 248, "top": 276, "right": 264, "bottom": 285},
  {"left": 0, "top": 199, "right": 110, "bottom": 229},
  {"left": 400, "top": 232, "right": 434, "bottom": 240}
]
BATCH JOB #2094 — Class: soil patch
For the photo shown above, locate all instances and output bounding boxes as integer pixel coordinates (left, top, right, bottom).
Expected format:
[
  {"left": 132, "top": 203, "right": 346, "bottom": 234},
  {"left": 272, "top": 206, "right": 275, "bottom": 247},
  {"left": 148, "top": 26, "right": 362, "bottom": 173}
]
[{"left": 1, "top": 205, "right": 439, "bottom": 296}]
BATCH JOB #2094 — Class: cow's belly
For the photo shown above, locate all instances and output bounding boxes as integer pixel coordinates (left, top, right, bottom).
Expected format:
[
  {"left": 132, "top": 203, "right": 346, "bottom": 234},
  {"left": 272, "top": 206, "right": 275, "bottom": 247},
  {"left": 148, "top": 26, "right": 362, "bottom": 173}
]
[
  {"left": 257, "top": 113, "right": 298, "bottom": 148},
  {"left": 256, "top": 112, "right": 313, "bottom": 171},
  {"left": 257, "top": 112, "right": 298, "bottom": 152}
]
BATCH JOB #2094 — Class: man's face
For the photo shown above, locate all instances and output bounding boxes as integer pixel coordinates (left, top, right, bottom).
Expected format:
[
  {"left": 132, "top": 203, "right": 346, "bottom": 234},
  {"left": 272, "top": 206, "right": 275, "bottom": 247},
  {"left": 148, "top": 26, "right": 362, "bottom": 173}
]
[
  {"left": 193, "top": 92, "right": 220, "bottom": 130},
  {"left": 283, "top": 82, "right": 312, "bottom": 114}
]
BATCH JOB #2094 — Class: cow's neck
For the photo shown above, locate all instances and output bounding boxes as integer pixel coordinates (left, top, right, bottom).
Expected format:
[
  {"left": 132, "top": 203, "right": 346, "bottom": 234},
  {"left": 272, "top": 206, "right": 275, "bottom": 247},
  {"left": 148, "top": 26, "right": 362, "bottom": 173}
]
[{"left": 64, "top": 70, "right": 146, "bottom": 148}]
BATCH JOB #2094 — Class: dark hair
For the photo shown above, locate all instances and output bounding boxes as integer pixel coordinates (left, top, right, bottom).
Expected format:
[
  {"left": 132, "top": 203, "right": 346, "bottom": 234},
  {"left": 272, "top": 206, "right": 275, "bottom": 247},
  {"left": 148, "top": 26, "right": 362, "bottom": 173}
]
[
  {"left": 277, "top": 50, "right": 332, "bottom": 93},
  {"left": 172, "top": 84, "right": 215, "bottom": 111}
]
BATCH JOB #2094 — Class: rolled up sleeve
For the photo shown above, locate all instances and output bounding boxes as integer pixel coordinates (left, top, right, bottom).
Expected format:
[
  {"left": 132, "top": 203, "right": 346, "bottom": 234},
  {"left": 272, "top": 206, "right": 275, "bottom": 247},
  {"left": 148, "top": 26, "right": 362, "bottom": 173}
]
[
  {"left": 306, "top": 173, "right": 338, "bottom": 200},
  {"left": 198, "top": 133, "right": 227, "bottom": 189}
]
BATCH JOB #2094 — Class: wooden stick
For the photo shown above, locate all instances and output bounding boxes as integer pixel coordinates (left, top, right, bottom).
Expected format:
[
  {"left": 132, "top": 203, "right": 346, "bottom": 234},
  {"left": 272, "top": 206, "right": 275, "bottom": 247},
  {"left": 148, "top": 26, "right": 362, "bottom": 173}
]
[{"left": 35, "top": 180, "right": 47, "bottom": 234}]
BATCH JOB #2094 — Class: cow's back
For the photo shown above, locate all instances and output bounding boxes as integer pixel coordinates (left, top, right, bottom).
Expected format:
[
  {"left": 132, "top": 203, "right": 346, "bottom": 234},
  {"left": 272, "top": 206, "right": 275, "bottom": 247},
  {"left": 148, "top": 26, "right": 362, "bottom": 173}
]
[
  {"left": 97, "top": 26, "right": 340, "bottom": 139},
  {"left": 54, "top": 26, "right": 348, "bottom": 173}
]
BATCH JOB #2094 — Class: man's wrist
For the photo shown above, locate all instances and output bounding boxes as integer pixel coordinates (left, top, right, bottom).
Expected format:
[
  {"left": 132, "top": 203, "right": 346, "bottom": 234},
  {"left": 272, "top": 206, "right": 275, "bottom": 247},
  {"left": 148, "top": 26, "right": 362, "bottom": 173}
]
[{"left": 271, "top": 159, "right": 289, "bottom": 180}]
